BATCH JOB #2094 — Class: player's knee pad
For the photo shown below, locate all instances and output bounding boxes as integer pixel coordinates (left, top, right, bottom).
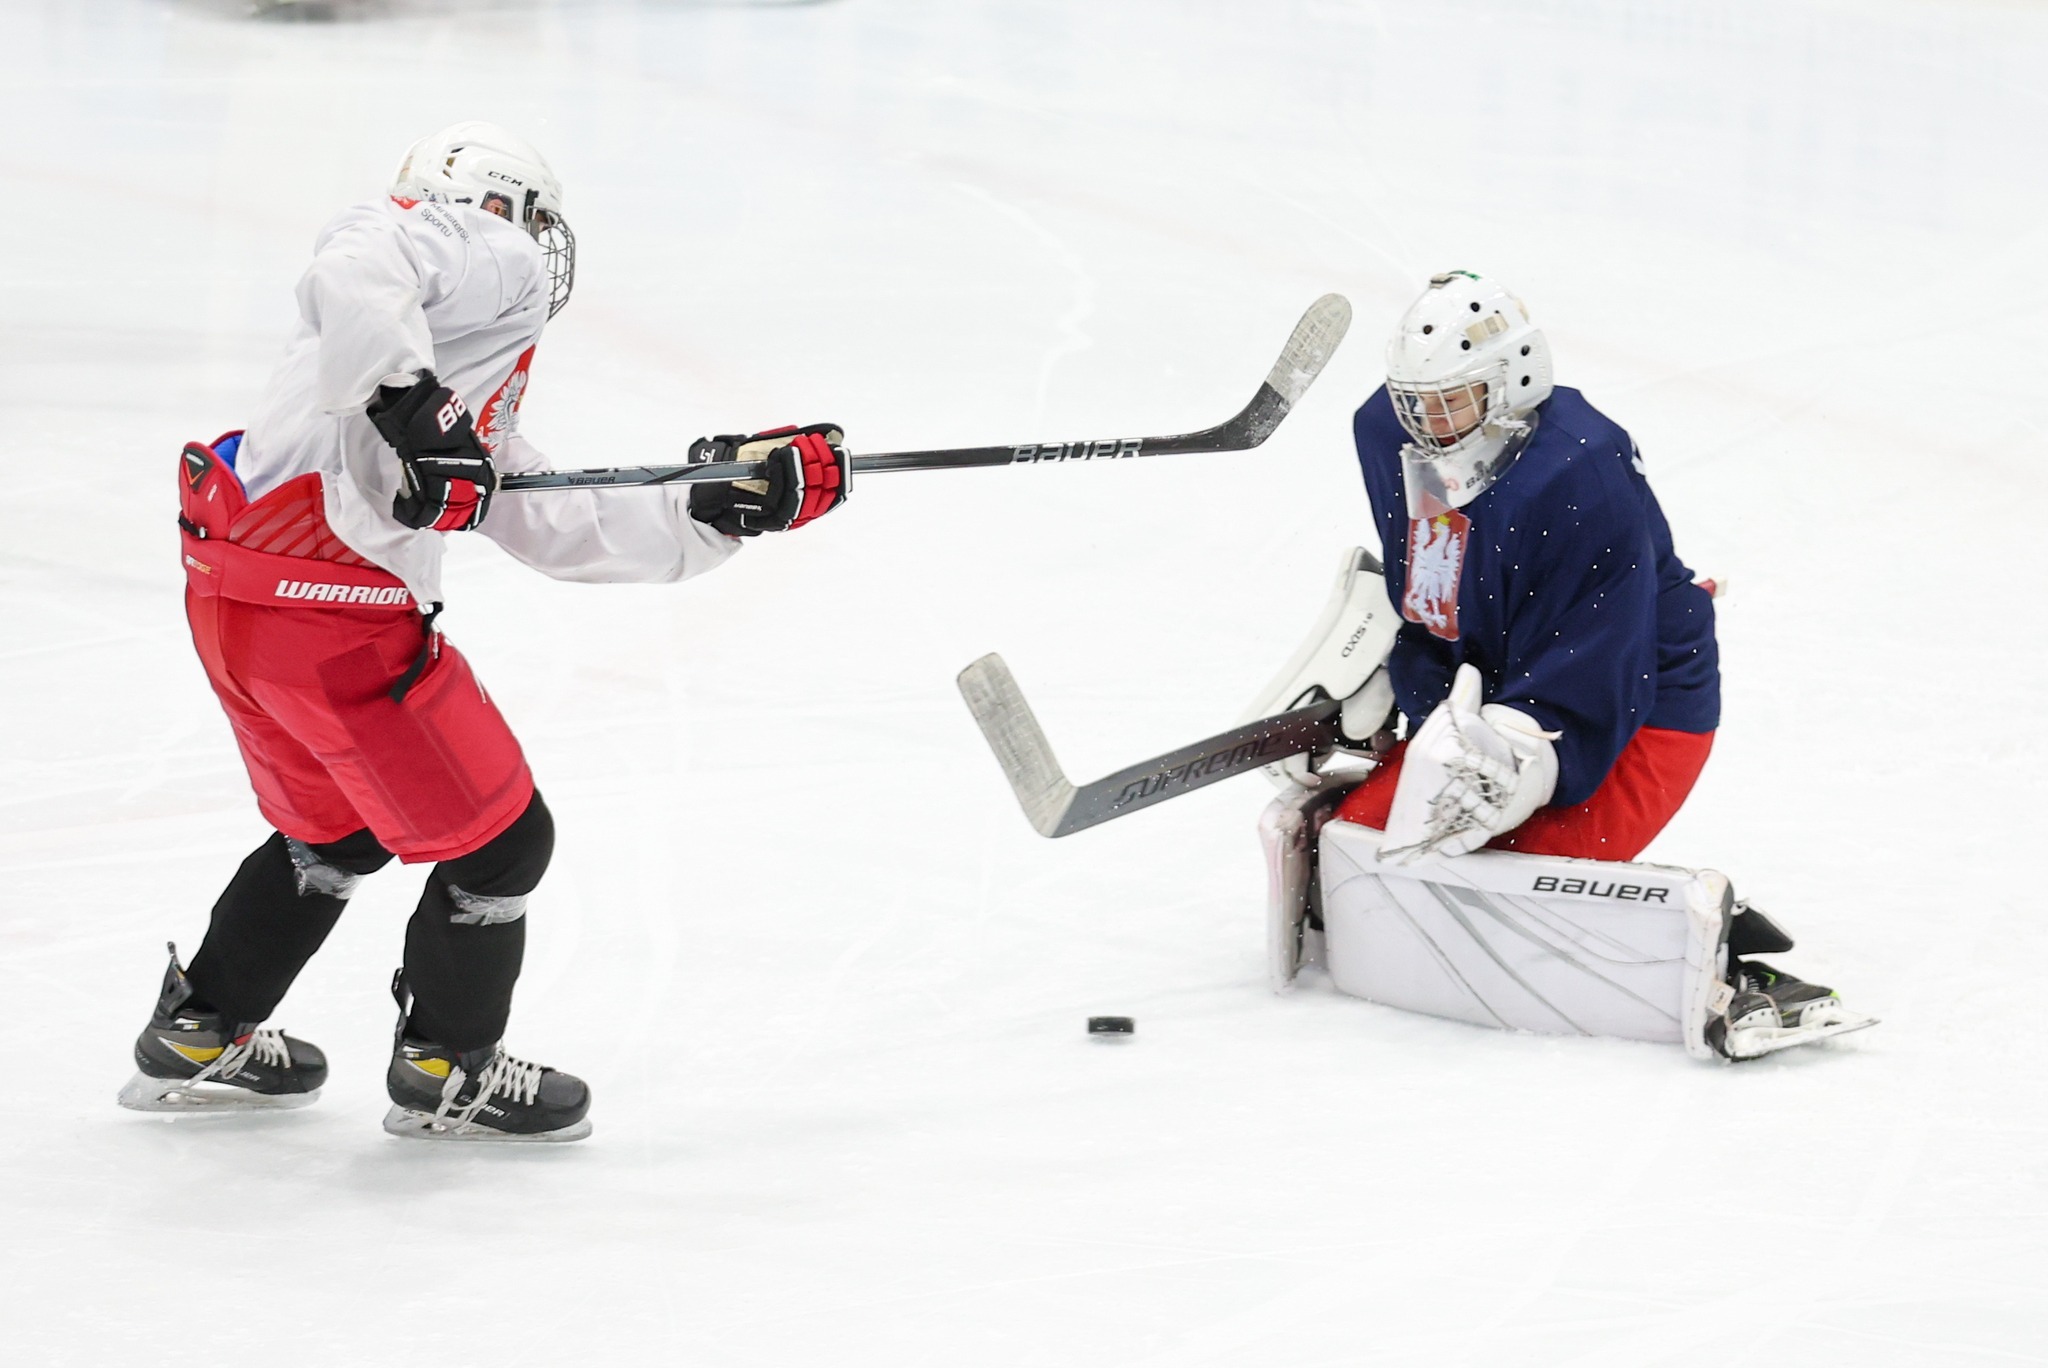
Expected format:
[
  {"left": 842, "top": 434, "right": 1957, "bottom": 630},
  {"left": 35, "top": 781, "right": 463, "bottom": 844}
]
[
  {"left": 431, "top": 790, "right": 554, "bottom": 926},
  {"left": 1314, "top": 819, "right": 1734, "bottom": 1060},
  {"left": 284, "top": 828, "right": 394, "bottom": 900}
]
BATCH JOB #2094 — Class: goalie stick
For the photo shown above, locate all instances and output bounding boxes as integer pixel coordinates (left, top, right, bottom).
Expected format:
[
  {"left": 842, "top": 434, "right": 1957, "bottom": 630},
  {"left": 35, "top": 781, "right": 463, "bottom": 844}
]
[
  {"left": 499, "top": 294, "right": 1352, "bottom": 492},
  {"left": 956, "top": 653, "right": 1347, "bottom": 838}
]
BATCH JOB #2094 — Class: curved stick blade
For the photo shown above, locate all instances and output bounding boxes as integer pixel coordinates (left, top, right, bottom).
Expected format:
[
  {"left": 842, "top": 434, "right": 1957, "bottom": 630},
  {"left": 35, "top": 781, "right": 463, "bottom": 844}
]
[
  {"left": 957, "top": 654, "right": 1075, "bottom": 838},
  {"left": 1264, "top": 293, "right": 1353, "bottom": 408},
  {"left": 1226, "top": 293, "right": 1353, "bottom": 449}
]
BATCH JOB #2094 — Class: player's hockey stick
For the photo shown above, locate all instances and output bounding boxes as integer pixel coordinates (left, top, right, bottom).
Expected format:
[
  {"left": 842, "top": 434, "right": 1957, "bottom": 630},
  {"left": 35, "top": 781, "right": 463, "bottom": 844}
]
[
  {"left": 957, "top": 653, "right": 1345, "bottom": 838},
  {"left": 498, "top": 294, "right": 1351, "bottom": 492}
]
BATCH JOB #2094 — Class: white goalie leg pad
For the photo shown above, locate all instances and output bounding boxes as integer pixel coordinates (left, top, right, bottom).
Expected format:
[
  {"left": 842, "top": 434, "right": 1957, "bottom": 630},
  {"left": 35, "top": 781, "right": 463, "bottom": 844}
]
[
  {"left": 1317, "top": 821, "right": 1732, "bottom": 1060},
  {"left": 1260, "top": 780, "right": 1357, "bottom": 992}
]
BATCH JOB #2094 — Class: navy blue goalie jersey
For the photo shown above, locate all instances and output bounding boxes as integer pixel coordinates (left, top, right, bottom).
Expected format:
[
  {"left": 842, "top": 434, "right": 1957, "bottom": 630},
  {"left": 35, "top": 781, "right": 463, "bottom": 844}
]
[{"left": 1353, "top": 385, "right": 1720, "bottom": 808}]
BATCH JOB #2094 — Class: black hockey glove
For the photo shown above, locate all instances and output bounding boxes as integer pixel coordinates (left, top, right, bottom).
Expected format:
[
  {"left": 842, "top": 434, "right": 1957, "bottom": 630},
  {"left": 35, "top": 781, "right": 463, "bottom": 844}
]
[
  {"left": 366, "top": 370, "right": 497, "bottom": 532},
  {"left": 686, "top": 424, "right": 849, "bottom": 537}
]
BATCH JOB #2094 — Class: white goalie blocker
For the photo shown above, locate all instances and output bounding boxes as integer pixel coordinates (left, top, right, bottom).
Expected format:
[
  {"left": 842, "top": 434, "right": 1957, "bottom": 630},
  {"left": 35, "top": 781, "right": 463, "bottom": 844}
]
[
  {"left": 1262, "top": 786, "right": 1735, "bottom": 1061},
  {"left": 1239, "top": 547, "right": 1401, "bottom": 789}
]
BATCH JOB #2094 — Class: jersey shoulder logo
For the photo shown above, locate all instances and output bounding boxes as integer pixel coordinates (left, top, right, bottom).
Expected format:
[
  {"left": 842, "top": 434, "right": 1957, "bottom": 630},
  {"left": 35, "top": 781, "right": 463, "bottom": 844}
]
[
  {"left": 1402, "top": 510, "right": 1469, "bottom": 641},
  {"left": 473, "top": 346, "right": 537, "bottom": 458}
]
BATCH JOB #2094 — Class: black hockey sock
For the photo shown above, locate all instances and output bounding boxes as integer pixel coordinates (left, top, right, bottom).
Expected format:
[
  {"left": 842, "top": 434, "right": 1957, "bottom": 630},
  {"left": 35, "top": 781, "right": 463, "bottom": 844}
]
[
  {"left": 400, "top": 792, "right": 554, "bottom": 1053},
  {"left": 186, "top": 829, "right": 393, "bottom": 1024}
]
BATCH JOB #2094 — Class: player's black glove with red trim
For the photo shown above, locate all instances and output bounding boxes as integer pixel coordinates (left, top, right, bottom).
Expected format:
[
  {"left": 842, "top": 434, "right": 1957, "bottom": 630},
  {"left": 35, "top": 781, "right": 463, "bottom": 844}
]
[
  {"left": 367, "top": 370, "right": 497, "bottom": 532},
  {"left": 686, "top": 424, "right": 849, "bottom": 537}
]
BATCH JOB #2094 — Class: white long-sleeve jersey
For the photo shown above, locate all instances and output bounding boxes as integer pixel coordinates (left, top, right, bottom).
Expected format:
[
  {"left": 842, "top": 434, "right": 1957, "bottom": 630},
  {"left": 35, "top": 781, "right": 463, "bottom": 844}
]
[{"left": 235, "top": 197, "right": 738, "bottom": 605}]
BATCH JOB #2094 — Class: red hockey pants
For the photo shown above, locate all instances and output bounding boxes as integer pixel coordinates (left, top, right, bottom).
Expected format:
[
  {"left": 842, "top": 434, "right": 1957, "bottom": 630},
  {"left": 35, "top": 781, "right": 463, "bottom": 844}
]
[
  {"left": 189, "top": 591, "right": 534, "bottom": 863},
  {"left": 1332, "top": 725, "right": 1715, "bottom": 861}
]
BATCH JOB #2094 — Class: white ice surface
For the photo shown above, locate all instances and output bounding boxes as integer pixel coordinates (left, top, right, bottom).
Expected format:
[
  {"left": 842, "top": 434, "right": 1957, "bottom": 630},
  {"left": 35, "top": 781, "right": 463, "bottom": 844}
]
[{"left": 3, "top": 0, "right": 2045, "bottom": 1362}]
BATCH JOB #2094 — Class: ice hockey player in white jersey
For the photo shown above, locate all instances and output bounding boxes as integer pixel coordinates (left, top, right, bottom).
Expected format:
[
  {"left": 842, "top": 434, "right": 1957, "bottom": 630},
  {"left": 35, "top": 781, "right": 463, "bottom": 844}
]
[
  {"left": 122, "top": 122, "right": 850, "bottom": 1140},
  {"left": 1251, "top": 272, "right": 1872, "bottom": 1061}
]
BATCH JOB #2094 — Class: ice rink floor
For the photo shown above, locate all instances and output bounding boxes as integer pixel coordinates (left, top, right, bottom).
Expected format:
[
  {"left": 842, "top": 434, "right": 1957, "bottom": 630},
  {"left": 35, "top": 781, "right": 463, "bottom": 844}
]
[{"left": 3, "top": 0, "right": 2044, "bottom": 1362}]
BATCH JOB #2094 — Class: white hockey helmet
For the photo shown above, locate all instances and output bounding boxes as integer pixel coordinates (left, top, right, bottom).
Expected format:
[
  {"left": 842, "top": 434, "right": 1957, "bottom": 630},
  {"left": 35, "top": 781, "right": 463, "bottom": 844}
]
[
  {"left": 1384, "top": 271, "right": 1553, "bottom": 516},
  {"left": 392, "top": 121, "right": 576, "bottom": 318}
]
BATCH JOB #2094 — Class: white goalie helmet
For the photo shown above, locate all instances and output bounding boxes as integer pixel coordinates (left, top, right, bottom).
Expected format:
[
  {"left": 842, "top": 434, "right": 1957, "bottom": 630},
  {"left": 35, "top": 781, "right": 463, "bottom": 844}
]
[
  {"left": 391, "top": 120, "right": 576, "bottom": 318},
  {"left": 1384, "top": 271, "right": 1553, "bottom": 517}
]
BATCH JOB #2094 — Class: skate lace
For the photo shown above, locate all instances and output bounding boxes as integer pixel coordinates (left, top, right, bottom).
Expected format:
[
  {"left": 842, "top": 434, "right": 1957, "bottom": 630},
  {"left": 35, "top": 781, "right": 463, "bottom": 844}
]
[
  {"left": 192, "top": 1028, "right": 290, "bottom": 1084},
  {"left": 437, "top": 1050, "right": 547, "bottom": 1126}
]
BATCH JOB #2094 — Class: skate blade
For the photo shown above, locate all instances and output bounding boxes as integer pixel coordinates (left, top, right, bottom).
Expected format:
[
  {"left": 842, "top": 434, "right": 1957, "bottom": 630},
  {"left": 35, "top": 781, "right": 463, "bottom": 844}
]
[
  {"left": 381, "top": 1105, "right": 592, "bottom": 1144},
  {"left": 117, "top": 1072, "right": 319, "bottom": 1113},
  {"left": 1726, "top": 1010, "right": 1879, "bottom": 1060}
]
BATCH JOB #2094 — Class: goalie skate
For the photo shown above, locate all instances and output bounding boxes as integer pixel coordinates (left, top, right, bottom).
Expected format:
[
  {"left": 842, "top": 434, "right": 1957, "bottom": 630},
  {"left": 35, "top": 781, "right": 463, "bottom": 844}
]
[{"left": 1709, "top": 961, "right": 1877, "bottom": 1060}]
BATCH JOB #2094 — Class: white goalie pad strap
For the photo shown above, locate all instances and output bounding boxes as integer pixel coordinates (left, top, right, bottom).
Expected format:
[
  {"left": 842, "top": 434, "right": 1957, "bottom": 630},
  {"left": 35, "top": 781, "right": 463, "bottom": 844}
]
[
  {"left": 1240, "top": 547, "right": 1401, "bottom": 790},
  {"left": 1260, "top": 781, "right": 1354, "bottom": 993},
  {"left": 1317, "top": 821, "right": 1732, "bottom": 1060}
]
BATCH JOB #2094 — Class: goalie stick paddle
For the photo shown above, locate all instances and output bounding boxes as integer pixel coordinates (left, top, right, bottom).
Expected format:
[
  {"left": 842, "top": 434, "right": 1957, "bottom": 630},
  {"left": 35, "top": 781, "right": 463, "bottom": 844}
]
[
  {"left": 498, "top": 293, "right": 1352, "bottom": 492},
  {"left": 956, "top": 653, "right": 1345, "bottom": 838}
]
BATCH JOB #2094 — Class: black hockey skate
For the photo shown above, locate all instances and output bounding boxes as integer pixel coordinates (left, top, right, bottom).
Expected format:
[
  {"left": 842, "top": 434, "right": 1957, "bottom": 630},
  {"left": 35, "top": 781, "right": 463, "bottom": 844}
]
[
  {"left": 382, "top": 976, "right": 590, "bottom": 1143},
  {"left": 384, "top": 1038, "right": 591, "bottom": 1143},
  {"left": 117, "top": 943, "right": 327, "bottom": 1112},
  {"left": 1708, "top": 959, "right": 1876, "bottom": 1060}
]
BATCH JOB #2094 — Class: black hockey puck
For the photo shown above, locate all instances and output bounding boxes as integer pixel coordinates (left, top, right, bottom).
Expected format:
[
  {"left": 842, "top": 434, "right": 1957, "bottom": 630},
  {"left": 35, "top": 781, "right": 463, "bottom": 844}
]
[{"left": 1086, "top": 1016, "right": 1135, "bottom": 1037}]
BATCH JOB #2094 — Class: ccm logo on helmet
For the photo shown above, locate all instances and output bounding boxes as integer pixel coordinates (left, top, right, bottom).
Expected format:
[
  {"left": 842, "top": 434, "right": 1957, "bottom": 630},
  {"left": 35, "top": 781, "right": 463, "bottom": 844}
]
[
  {"left": 1531, "top": 875, "right": 1671, "bottom": 903},
  {"left": 275, "top": 580, "right": 414, "bottom": 606},
  {"left": 436, "top": 396, "right": 466, "bottom": 434}
]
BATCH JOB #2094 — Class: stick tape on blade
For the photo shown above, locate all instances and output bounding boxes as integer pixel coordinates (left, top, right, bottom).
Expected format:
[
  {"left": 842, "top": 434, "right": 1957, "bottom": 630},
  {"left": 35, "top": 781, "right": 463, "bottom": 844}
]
[
  {"left": 957, "top": 654, "right": 1075, "bottom": 837},
  {"left": 957, "top": 652, "right": 1345, "bottom": 839}
]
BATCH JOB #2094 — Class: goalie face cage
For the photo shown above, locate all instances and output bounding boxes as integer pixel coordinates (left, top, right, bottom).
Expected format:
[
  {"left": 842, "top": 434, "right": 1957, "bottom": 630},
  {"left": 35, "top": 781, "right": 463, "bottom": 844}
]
[
  {"left": 1392, "top": 372, "right": 1535, "bottom": 518},
  {"left": 1387, "top": 373, "right": 1494, "bottom": 454}
]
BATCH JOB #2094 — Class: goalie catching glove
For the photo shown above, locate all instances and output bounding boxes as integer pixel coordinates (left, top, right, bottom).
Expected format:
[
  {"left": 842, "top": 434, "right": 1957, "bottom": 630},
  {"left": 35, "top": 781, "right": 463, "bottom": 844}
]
[
  {"left": 1381, "top": 662, "right": 1559, "bottom": 862},
  {"left": 687, "top": 424, "right": 850, "bottom": 536},
  {"left": 367, "top": 370, "right": 498, "bottom": 532}
]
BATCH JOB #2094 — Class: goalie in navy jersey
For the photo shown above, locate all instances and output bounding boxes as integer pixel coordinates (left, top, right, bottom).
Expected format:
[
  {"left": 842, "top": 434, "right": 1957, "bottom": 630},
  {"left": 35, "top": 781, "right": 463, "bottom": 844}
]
[
  {"left": 1252, "top": 272, "right": 1871, "bottom": 1059},
  {"left": 1336, "top": 270, "right": 1719, "bottom": 861}
]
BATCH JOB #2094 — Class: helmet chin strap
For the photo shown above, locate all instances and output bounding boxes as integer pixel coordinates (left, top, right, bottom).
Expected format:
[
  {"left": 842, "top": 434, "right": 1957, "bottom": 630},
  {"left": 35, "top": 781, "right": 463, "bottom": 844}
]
[{"left": 1400, "top": 415, "right": 1536, "bottom": 519}]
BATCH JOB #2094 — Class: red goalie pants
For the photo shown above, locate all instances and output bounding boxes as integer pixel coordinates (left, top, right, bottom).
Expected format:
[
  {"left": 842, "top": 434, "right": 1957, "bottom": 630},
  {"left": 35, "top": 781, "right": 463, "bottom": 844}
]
[
  {"left": 1332, "top": 725, "right": 1716, "bottom": 861},
  {"left": 189, "top": 591, "right": 535, "bottom": 863}
]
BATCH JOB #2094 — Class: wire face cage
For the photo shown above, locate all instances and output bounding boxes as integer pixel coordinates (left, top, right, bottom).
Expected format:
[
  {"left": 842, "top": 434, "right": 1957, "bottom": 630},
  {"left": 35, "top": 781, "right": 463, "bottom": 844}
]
[
  {"left": 534, "top": 211, "right": 575, "bottom": 318},
  {"left": 1387, "top": 374, "right": 1493, "bottom": 454}
]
